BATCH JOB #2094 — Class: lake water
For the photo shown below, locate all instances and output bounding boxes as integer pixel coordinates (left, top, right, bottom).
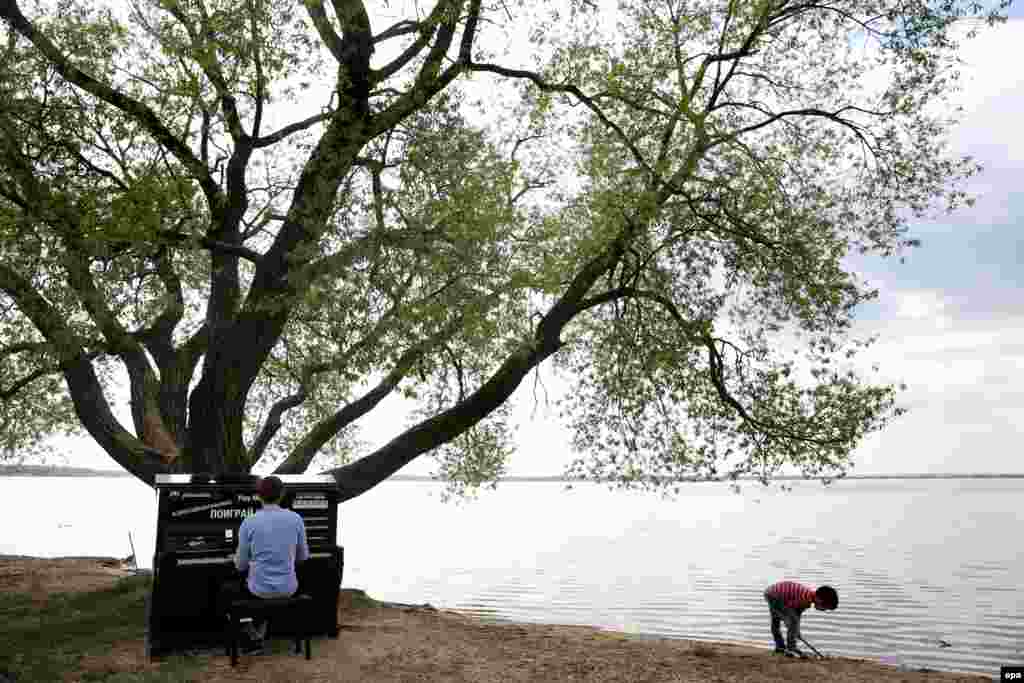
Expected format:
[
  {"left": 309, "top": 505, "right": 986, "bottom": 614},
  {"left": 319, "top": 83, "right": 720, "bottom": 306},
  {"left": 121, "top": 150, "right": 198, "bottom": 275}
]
[{"left": 1, "top": 476, "right": 1021, "bottom": 677}]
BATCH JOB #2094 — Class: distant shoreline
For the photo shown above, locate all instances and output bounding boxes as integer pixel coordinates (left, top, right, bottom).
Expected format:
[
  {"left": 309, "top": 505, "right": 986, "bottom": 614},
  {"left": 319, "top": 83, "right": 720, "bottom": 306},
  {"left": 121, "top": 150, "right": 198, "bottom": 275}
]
[{"left": 2, "top": 464, "right": 1024, "bottom": 481}]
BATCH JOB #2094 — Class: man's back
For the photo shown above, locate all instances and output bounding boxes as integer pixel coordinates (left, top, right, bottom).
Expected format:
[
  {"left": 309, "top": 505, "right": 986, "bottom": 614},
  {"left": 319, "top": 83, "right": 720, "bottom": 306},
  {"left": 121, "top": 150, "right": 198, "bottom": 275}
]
[{"left": 236, "top": 504, "right": 309, "bottom": 597}]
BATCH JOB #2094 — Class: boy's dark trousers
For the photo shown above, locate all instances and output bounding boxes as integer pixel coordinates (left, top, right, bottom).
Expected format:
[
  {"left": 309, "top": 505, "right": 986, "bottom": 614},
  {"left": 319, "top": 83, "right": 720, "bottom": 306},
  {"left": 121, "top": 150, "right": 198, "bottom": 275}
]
[{"left": 764, "top": 591, "right": 803, "bottom": 650}]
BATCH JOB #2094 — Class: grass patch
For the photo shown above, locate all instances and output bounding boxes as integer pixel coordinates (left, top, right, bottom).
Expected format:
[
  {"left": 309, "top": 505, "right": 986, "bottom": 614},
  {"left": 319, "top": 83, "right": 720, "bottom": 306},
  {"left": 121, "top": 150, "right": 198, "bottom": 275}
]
[
  {"left": 345, "top": 588, "right": 381, "bottom": 609},
  {"left": 0, "top": 575, "right": 205, "bottom": 683}
]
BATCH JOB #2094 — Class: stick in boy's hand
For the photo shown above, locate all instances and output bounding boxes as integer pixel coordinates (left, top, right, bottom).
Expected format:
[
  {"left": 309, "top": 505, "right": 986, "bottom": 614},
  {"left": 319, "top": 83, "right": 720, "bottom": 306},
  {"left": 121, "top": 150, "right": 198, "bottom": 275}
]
[{"left": 798, "top": 634, "right": 827, "bottom": 659}]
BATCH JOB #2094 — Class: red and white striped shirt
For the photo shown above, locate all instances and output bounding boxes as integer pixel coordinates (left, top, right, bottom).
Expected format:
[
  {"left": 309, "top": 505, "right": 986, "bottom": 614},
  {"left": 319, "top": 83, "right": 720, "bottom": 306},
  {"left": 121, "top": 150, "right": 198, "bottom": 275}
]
[{"left": 765, "top": 581, "right": 817, "bottom": 610}]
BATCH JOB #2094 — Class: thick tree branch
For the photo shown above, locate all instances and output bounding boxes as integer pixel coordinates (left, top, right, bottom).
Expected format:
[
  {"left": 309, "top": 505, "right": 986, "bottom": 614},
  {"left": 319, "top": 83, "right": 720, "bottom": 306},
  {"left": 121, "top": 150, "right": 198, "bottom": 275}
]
[
  {"left": 253, "top": 111, "right": 335, "bottom": 149},
  {"left": 249, "top": 302, "right": 402, "bottom": 463},
  {"left": 277, "top": 304, "right": 481, "bottom": 475},
  {"left": 0, "top": 0, "right": 221, "bottom": 206},
  {"left": 324, "top": 220, "right": 631, "bottom": 499},
  {"left": 304, "top": 0, "right": 346, "bottom": 63},
  {"left": 61, "top": 244, "right": 183, "bottom": 460},
  {"left": 294, "top": 219, "right": 462, "bottom": 289},
  {"left": 0, "top": 260, "right": 166, "bottom": 483},
  {"left": 181, "top": 323, "right": 208, "bottom": 371},
  {"left": 370, "top": 5, "right": 444, "bottom": 84},
  {"left": 201, "top": 237, "right": 263, "bottom": 263},
  {"left": 248, "top": 388, "right": 308, "bottom": 464},
  {"left": 1, "top": 128, "right": 187, "bottom": 466},
  {"left": 248, "top": 0, "right": 266, "bottom": 139},
  {"left": 0, "top": 125, "right": 137, "bottom": 359},
  {"left": 374, "top": 20, "right": 420, "bottom": 43},
  {"left": 155, "top": 229, "right": 265, "bottom": 263},
  {"left": 0, "top": 341, "right": 47, "bottom": 357},
  {"left": 186, "top": 97, "right": 378, "bottom": 473},
  {"left": 322, "top": 341, "right": 554, "bottom": 499},
  {"left": 368, "top": 0, "right": 478, "bottom": 135},
  {"left": 161, "top": 1, "right": 247, "bottom": 143},
  {"left": 132, "top": 248, "right": 185, "bottom": 377},
  {"left": 0, "top": 363, "right": 58, "bottom": 400}
]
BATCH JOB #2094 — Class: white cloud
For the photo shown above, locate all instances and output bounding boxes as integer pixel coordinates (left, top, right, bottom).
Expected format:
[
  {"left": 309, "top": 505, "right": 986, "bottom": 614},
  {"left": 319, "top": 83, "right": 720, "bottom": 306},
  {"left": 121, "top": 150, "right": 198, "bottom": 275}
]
[
  {"left": 850, "top": 315, "right": 1024, "bottom": 473},
  {"left": 952, "top": 21, "right": 1024, "bottom": 125},
  {"left": 892, "top": 289, "right": 952, "bottom": 328},
  {"left": 840, "top": 16, "right": 1024, "bottom": 474}
]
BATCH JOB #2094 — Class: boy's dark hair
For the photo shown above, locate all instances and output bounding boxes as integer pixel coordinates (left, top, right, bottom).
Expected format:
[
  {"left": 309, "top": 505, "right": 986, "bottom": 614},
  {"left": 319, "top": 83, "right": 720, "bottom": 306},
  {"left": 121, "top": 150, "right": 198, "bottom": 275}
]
[
  {"left": 256, "top": 476, "right": 284, "bottom": 503},
  {"left": 816, "top": 585, "right": 839, "bottom": 609}
]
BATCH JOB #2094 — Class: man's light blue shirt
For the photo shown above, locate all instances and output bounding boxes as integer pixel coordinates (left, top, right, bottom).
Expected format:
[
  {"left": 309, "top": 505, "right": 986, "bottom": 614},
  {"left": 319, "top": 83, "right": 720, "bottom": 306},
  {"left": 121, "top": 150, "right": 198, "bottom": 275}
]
[{"left": 235, "top": 504, "right": 309, "bottom": 597}]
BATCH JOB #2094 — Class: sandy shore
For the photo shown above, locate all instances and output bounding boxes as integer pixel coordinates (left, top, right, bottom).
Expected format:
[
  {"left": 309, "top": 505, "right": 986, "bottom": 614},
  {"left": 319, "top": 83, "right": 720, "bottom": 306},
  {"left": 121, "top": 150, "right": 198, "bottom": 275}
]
[
  {"left": 0, "top": 554, "right": 142, "bottom": 599},
  {"left": 1, "top": 556, "right": 991, "bottom": 682}
]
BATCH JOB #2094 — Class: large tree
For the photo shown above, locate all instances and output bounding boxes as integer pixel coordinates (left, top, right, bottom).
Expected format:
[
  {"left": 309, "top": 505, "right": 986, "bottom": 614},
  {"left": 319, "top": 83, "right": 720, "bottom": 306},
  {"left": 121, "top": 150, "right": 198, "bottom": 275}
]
[{"left": 0, "top": 0, "right": 1006, "bottom": 500}]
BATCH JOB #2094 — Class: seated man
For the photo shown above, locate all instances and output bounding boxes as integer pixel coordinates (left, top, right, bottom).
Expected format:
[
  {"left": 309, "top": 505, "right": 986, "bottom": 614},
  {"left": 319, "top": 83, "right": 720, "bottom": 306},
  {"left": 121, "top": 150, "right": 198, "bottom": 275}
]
[{"left": 220, "top": 476, "right": 309, "bottom": 651}]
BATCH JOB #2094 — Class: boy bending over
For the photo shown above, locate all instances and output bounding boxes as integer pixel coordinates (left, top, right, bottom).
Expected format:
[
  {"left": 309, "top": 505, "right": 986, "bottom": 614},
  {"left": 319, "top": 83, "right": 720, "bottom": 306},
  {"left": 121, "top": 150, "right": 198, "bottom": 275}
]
[{"left": 763, "top": 580, "right": 838, "bottom": 657}]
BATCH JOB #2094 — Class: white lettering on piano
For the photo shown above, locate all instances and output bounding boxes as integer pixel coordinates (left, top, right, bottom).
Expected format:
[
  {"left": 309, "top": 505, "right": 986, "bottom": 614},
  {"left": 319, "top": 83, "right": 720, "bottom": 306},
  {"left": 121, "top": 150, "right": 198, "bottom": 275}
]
[
  {"left": 293, "top": 494, "right": 328, "bottom": 509},
  {"left": 210, "top": 507, "right": 256, "bottom": 519},
  {"left": 177, "top": 557, "right": 232, "bottom": 566},
  {"left": 171, "top": 499, "right": 233, "bottom": 517}
]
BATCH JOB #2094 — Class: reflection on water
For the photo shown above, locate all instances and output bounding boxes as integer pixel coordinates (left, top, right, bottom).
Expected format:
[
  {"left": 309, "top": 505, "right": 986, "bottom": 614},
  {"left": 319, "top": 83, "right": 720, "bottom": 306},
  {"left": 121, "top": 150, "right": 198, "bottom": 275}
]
[{"left": 1, "top": 476, "right": 1021, "bottom": 676}]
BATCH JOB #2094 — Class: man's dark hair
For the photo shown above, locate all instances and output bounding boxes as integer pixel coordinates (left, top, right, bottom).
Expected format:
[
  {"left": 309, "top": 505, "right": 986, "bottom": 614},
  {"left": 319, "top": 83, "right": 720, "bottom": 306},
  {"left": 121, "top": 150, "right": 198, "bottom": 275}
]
[
  {"left": 816, "top": 585, "right": 839, "bottom": 610},
  {"left": 256, "top": 476, "right": 284, "bottom": 503}
]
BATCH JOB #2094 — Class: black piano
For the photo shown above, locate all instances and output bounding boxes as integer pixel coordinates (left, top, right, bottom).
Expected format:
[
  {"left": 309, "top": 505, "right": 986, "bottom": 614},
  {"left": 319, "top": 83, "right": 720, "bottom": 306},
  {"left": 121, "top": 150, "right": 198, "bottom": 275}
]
[{"left": 146, "top": 474, "right": 343, "bottom": 657}]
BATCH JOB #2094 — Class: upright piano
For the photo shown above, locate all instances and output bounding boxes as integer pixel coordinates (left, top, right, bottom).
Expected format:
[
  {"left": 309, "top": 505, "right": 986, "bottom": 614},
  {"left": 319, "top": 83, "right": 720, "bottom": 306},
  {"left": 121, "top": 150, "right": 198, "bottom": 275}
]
[{"left": 147, "top": 474, "right": 343, "bottom": 657}]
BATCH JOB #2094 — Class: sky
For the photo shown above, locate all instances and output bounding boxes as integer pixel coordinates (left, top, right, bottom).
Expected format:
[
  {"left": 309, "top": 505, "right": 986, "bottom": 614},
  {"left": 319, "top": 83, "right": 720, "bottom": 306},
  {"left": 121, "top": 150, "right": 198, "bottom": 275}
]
[
  {"left": 838, "top": 16, "right": 1024, "bottom": 475},
  {"left": 49, "top": 11, "right": 1024, "bottom": 478}
]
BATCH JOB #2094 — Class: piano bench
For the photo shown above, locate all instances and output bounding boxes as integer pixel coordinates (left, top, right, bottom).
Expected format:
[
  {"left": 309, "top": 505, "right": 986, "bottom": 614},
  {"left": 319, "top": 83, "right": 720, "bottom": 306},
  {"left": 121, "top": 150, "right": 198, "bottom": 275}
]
[{"left": 225, "top": 593, "right": 315, "bottom": 667}]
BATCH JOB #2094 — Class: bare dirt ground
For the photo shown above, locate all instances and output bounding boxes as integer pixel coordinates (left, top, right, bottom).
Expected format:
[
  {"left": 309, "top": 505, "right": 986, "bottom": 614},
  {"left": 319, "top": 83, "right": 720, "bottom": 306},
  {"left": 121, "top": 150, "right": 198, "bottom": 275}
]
[
  {"left": 0, "top": 555, "right": 137, "bottom": 601},
  {"left": 3, "top": 557, "right": 990, "bottom": 683}
]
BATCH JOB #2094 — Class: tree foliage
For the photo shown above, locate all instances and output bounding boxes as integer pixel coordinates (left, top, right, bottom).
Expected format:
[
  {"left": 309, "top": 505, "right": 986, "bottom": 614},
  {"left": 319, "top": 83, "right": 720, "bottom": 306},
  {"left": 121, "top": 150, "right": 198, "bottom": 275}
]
[{"left": 0, "top": 0, "right": 1008, "bottom": 499}]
